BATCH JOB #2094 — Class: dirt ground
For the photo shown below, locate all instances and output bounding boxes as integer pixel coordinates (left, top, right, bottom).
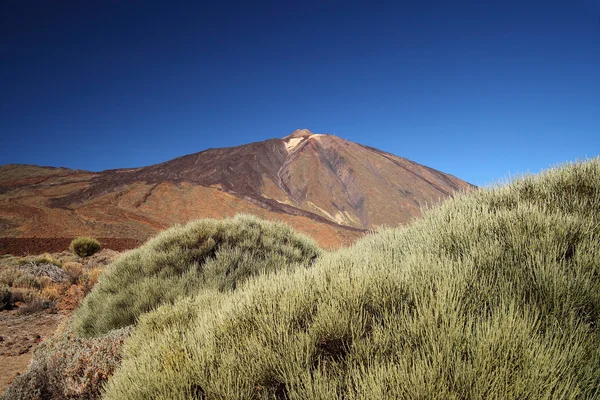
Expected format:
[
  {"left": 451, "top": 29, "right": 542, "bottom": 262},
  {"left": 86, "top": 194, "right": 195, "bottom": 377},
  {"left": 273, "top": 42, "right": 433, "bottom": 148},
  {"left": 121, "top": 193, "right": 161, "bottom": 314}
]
[{"left": 0, "top": 309, "right": 69, "bottom": 394}]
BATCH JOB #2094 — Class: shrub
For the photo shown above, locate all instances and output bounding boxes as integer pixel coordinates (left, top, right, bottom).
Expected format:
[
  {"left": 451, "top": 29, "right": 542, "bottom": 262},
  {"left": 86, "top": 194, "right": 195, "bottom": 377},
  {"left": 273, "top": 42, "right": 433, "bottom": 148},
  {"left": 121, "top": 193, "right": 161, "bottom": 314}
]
[
  {"left": 13, "top": 274, "right": 42, "bottom": 290},
  {"left": 0, "top": 285, "right": 12, "bottom": 310},
  {"left": 9, "top": 287, "right": 28, "bottom": 304},
  {"left": 79, "top": 268, "right": 103, "bottom": 295},
  {"left": 70, "top": 237, "right": 101, "bottom": 258},
  {"left": 16, "top": 297, "right": 52, "bottom": 315},
  {"left": 0, "top": 267, "right": 29, "bottom": 287},
  {"left": 18, "top": 262, "right": 69, "bottom": 283},
  {"left": 62, "top": 261, "right": 84, "bottom": 284},
  {"left": 1, "top": 324, "right": 131, "bottom": 400},
  {"left": 37, "top": 276, "right": 53, "bottom": 289},
  {"left": 104, "top": 159, "right": 600, "bottom": 399},
  {"left": 40, "top": 286, "right": 61, "bottom": 303},
  {"left": 17, "top": 254, "right": 62, "bottom": 268},
  {"left": 73, "top": 214, "right": 321, "bottom": 337}
]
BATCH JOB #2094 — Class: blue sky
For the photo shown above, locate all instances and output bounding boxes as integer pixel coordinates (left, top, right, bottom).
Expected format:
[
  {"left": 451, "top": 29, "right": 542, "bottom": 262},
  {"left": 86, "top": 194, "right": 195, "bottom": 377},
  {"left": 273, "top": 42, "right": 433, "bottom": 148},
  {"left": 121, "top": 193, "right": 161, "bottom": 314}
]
[{"left": 1, "top": 0, "right": 598, "bottom": 186}]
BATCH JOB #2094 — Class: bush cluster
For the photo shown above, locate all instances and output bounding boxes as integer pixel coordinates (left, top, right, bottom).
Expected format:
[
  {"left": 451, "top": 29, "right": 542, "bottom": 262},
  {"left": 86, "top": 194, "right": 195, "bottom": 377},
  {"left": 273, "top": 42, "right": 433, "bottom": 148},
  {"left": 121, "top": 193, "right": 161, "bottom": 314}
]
[
  {"left": 102, "top": 159, "right": 600, "bottom": 399},
  {"left": 6, "top": 159, "right": 600, "bottom": 400}
]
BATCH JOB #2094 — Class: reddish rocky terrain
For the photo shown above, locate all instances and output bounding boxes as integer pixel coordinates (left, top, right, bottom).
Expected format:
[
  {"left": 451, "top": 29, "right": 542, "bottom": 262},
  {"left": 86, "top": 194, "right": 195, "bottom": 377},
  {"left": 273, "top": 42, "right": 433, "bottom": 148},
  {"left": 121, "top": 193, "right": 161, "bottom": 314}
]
[
  {"left": 0, "top": 238, "right": 141, "bottom": 256},
  {"left": 0, "top": 130, "right": 473, "bottom": 250},
  {"left": 0, "top": 249, "right": 120, "bottom": 395}
]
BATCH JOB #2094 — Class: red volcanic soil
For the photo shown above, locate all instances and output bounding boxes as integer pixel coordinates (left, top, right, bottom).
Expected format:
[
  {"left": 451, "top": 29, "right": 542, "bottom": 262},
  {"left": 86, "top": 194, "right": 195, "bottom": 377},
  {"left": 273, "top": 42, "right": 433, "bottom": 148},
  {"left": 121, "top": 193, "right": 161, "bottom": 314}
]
[
  {"left": 0, "top": 130, "right": 474, "bottom": 251},
  {"left": 0, "top": 238, "right": 142, "bottom": 256}
]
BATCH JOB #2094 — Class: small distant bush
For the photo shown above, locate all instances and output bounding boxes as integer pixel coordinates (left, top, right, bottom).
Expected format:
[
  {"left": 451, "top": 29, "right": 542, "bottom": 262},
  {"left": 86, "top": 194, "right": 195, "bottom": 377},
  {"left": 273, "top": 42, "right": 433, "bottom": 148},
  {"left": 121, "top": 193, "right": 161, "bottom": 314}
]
[
  {"left": 70, "top": 237, "right": 101, "bottom": 258},
  {"left": 0, "top": 285, "right": 12, "bottom": 310},
  {"left": 74, "top": 214, "right": 321, "bottom": 337}
]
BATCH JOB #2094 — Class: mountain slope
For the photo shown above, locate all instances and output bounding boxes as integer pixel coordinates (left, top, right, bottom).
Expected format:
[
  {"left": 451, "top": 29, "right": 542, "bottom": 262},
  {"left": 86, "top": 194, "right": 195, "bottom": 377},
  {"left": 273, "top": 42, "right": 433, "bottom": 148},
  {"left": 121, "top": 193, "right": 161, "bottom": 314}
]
[{"left": 0, "top": 130, "right": 473, "bottom": 249}]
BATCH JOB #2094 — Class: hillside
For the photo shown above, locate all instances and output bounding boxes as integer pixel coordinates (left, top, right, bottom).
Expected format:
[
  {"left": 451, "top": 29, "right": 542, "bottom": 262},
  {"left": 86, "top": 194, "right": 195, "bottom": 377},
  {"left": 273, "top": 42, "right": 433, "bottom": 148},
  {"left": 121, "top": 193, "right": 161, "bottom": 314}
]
[{"left": 0, "top": 130, "right": 472, "bottom": 249}]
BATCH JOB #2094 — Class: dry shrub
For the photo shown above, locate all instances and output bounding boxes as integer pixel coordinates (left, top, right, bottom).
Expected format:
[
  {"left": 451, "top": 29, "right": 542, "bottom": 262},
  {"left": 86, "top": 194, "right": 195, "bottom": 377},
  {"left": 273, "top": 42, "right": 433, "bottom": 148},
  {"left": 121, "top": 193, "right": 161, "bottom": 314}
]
[
  {"left": 0, "top": 267, "right": 30, "bottom": 287},
  {"left": 37, "top": 276, "right": 53, "bottom": 289},
  {"left": 79, "top": 268, "right": 103, "bottom": 295},
  {"left": 1, "top": 324, "right": 131, "bottom": 400},
  {"left": 62, "top": 262, "right": 84, "bottom": 284},
  {"left": 84, "top": 249, "right": 120, "bottom": 269},
  {"left": 18, "top": 262, "right": 69, "bottom": 283},
  {"left": 32, "top": 254, "right": 62, "bottom": 267},
  {"left": 0, "top": 285, "right": 12, "bottom": 310},
  {"left": 17, "top": 254, "right": 62, "bottom": 268},
  {"left": 13, "top": 274, "right": 42, "bottom": 290},
  {"left": 8, "top": 287, "right": 28, "bottom": 304},
  {"left": 40, "top": 286, "right": 61, "bottom": 303},
  {"left": 16, "top": 297, "right": 52, "bottom": 315}
]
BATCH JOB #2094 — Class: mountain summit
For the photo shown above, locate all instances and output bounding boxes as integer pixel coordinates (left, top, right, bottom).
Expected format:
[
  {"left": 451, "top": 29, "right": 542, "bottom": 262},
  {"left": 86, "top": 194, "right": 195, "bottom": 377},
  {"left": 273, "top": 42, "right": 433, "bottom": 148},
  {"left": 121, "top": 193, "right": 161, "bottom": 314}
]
[{"left": 0, "top": 130, "right": 473, "bottom": 249}]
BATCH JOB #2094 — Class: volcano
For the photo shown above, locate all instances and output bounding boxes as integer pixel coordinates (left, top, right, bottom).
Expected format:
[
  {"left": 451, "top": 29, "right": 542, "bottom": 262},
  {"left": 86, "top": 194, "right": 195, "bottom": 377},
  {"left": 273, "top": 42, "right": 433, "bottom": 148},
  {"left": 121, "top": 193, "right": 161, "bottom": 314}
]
[{"left": 0, "top": 129, "right": 474, "bottom": 251}]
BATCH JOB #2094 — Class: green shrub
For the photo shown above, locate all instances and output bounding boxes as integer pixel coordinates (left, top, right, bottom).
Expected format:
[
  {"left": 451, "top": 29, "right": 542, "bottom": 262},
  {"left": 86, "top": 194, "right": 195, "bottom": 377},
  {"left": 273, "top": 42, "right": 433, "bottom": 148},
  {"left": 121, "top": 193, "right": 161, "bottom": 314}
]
[
  {"left": 73, "top": 214, "right": 321, "bottom": 337},
  {"left": 104, "top": 159, "right": 600, "bottom": 399},
  {"left": 70, "top": 237, "right": 101, "bottom": 258},
  {"left": 0, "top": 285, "right": 12, "bottom": 310}
]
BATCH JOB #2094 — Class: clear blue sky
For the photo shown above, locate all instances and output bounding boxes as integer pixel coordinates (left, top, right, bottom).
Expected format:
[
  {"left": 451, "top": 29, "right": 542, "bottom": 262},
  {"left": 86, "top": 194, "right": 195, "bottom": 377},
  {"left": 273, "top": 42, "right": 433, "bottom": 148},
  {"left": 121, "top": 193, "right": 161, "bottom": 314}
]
[{"left": 1, "top": 1, "right": 598, "bottom": 186}]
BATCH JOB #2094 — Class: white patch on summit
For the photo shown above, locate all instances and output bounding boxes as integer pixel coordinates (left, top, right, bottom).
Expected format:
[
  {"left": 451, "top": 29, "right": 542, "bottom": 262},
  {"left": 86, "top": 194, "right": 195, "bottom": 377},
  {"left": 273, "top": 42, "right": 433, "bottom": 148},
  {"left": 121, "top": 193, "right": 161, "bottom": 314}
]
[
  {"left": 283, "top": 129, "right": 328, "bottom": 153},
  {"left": 285, "top": 137, "right": 305, "bottom": 153}
]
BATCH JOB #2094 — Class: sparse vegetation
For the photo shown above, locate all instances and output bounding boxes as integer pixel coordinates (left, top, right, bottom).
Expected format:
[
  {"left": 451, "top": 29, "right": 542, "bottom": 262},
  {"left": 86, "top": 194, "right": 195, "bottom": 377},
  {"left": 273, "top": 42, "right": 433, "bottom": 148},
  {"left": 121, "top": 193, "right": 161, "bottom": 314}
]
[
  {"left": 0, "top": 250, "right": 119, "bottom": 399},
  {"left": 0, "top": 267, "right": 47, "bottom": 312},
  {"left": 100, "top": 159, "right": 600, "bottom": 399},
  {"left": 70, "top": 237, "right": 102, "bottom": 258},
  {"left": 0, "top": 256, "right": 68, "bottom": 314},
  {"left": 73, "top": 214, "right": 322, "bottom": 337},
  {"left": 0, "top": 249, "right": 117, "bottom": 317},
  {"left": 2, "top": 324, "right": 131, "bottom": 400}
]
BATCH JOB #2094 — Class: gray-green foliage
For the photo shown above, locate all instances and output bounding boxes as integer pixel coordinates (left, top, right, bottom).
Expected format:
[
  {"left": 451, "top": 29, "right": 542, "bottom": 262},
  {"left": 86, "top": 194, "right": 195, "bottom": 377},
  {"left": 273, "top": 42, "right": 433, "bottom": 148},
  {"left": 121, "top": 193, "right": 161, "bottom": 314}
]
[
  {"left": 73, "top": 214, "right": 321, "bottom": 337},
  {"left": 70, "top": 237, "right": 102, "bottom": 257},
  {"left": 103, "top": 159, "right": 600, "bottom": 400}
]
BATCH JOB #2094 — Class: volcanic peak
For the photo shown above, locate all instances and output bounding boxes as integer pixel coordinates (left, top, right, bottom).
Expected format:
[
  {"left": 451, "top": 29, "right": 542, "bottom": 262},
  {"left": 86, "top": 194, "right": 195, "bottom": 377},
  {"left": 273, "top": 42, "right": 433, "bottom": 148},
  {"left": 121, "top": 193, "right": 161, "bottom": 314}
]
[
  {"left": 282, "top": 129, "right": 328, "bottom": 153},
  {"left": 284, "top": 129, "right": 315, "bottom": 139}
]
